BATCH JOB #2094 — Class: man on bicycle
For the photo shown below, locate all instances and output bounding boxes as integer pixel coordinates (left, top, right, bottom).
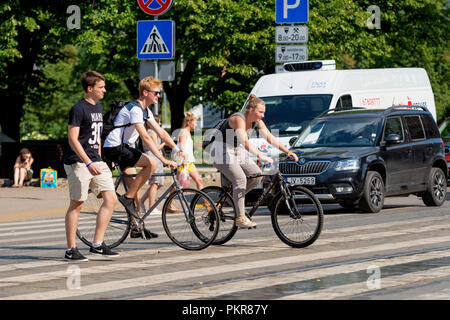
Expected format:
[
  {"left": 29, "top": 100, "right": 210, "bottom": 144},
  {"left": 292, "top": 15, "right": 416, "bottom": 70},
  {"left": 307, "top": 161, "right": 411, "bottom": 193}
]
[
  {"left": 103, "top": 76, "right": 179, "bottom": 239},
  {"left": 210, "top": 94, "right": 298, "bottom": 229}
]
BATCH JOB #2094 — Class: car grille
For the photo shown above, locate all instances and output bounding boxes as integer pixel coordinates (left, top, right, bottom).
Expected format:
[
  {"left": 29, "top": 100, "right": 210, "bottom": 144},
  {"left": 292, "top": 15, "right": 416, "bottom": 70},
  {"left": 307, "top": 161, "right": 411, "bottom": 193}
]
[{"left": 280, "top": 161, "right": 330, "bottom": 175}]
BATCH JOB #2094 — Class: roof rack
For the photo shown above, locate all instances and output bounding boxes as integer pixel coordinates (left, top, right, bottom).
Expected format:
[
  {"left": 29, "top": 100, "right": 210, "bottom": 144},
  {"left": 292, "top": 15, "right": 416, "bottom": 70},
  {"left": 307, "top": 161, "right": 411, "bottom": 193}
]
[
  {"left": 384, "top": 105, "right": 430, "bottom": 114},
  {"left": 317, "top": 107, "right": 367, "bottom": 118}
]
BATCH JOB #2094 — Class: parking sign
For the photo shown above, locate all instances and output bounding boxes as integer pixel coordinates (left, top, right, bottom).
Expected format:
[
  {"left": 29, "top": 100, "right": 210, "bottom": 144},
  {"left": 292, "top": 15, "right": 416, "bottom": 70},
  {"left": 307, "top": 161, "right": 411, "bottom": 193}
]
[{"left": 275, "top": 0, "right": 309, "bottom": 23}]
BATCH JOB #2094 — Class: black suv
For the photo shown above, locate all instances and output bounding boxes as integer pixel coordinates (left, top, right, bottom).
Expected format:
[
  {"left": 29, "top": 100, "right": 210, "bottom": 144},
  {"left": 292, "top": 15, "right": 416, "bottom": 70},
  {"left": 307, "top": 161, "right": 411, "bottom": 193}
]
[{"left": 278, "top": 106, "right": 448, "bottom": 213}]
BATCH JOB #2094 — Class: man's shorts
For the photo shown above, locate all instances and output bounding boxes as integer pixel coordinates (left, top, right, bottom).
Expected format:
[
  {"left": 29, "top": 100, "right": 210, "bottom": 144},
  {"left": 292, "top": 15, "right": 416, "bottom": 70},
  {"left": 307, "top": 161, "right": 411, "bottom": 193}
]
[
  {"left": 102, "top": 144, "right": 142, "bottom": 171},
  {"left": 64, "top": 161, "right": 115, "bottom": 202}
]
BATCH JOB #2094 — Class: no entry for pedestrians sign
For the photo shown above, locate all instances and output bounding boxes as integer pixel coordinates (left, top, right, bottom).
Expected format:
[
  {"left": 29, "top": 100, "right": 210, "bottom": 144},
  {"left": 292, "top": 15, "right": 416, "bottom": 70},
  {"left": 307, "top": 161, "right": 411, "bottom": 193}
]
[
  {"left": 137, "top": 20, "right": 175, "bottom": 59},
  {"left": 137, "top": 0, "right": 174, "bottom": 16}
]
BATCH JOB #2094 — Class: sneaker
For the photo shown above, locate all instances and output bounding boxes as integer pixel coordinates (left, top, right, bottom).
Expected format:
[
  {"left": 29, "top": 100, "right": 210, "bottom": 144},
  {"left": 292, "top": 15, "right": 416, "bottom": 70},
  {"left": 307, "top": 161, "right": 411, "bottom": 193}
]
[
  {"left": 65, "top": 247, "right": 88, "bottom": 262},
  {"left": 89, "top": 242, "right": 119, "bottom": 257},
  {"left": 130, "top": 227, "right": 158, "bottom": 239},
  {"left": 236, "top": 216, "right": 257, "bottom": 229},
  {"left": 119, "top": 195, "right": 140, "bottom": 219}
]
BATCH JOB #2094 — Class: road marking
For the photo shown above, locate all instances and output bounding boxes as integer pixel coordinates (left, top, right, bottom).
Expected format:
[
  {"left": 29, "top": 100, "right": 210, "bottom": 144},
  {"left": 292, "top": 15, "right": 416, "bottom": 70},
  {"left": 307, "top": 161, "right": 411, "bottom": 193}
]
[
  {"left": 133, "top": 249, "right": 450, "bottom": 300},
  {"left": 2, "top": 234, "right": 450, "bottom": 299}
]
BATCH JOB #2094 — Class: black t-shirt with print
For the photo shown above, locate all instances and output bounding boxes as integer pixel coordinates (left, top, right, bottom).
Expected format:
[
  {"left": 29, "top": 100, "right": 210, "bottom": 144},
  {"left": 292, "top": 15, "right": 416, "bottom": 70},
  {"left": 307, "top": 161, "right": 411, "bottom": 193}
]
[{"left": 64, "top": 99, "right": 104, "bottom": 165}]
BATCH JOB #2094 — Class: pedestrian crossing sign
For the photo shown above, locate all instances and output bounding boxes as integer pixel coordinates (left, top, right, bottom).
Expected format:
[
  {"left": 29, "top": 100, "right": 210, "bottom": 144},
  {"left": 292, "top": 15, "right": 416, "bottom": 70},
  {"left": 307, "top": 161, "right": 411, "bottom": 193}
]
[{"left": 137, "top": 20, "right": 175, "bottom": 60}]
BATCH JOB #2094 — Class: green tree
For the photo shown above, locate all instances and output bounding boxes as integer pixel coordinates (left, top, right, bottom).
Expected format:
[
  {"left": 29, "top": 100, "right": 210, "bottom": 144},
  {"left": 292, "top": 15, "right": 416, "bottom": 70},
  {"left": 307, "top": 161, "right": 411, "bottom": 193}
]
[{"left": 1, "top": 0, "right": 448, "bottom": 142}]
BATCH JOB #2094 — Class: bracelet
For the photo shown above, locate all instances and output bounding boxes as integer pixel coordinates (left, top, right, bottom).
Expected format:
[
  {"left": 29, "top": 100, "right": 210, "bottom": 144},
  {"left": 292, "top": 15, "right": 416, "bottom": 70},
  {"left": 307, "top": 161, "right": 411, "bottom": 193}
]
[{"left": 86, "top": 161, "right": 93, "bottom": 167}]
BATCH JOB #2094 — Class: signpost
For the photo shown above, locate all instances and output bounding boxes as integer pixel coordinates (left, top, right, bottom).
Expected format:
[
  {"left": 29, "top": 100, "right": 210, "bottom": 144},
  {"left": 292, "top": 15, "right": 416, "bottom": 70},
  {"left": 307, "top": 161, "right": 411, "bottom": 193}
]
[
  {"left": 275, "top": 45, "right": 308, "bottom": 63},
  {"left": 275, "top": 25, "right": 308, "bottom": 43},
  {"left": 136, "top": 0, "right": 175, "bottom": 126},
  {"left": 137, "top": 20, "right": 175, "bottom": 60},
  {"left": 275, "top": 0, "right": 309, "bottom": 73},
  {"left": 137, "top": 0, "right": 174, "bottom": 16},
  {"left": 275, "top": 0, "right": 309, "bottom": 24}
]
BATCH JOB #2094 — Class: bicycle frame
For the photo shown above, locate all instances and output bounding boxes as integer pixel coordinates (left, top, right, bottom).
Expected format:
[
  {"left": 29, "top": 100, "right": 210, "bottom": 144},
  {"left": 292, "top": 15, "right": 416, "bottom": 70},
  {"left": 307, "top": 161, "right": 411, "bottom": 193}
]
[
  {"left": 222, "top": 170, "right": 302, "bottom": 220},
  {"left": 114, "top": 169, "right": 193, "bottom": 223}
]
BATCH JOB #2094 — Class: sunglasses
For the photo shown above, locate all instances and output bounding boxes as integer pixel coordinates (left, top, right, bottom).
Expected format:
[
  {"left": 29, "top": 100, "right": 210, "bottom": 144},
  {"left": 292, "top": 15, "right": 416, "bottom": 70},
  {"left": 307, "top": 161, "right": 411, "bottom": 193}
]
[{"left": 149, "top": 90, "right": 161, "bottom": 96}]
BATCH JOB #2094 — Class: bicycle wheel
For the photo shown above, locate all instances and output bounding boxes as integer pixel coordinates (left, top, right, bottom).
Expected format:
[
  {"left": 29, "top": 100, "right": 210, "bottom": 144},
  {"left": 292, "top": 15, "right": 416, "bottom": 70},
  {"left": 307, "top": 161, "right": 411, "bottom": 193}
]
[
  {"left": 162, "top": 188, "right": 219, "bottom": 250},
  {"left": 271, "top": 185, "right": 323, "bottom": 248},
  {"left": 77, "top": 190, "right": 130, "bottom": 249},
  {"left": 200, "top": 186, "right": 237, "bottom": 245}
]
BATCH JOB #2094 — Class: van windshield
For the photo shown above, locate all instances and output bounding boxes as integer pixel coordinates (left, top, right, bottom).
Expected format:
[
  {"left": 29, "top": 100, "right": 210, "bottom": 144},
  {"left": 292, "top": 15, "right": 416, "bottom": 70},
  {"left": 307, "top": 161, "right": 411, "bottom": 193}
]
[
  {"left": 293, "top": 117, "right": 382, "bottom": 148},
  {"left": 261, "top": 95, "right": 332, "bottom": 135}
]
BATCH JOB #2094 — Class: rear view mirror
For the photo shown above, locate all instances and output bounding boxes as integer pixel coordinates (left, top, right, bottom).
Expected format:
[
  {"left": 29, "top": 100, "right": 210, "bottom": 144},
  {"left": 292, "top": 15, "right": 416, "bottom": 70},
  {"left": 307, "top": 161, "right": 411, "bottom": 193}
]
[
  {"left": 445, "top": 145, "right": 450, "bottom": 155},
  {"left": 385, "top": 133, "right": 402, "bottom": 145}
]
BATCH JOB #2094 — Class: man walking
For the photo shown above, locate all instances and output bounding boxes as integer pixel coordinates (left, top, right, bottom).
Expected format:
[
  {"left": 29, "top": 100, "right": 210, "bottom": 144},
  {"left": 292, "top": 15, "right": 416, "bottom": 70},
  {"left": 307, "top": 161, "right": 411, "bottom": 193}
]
[{"left": 63, "top": 70, "right": 119, "bottom": 261}]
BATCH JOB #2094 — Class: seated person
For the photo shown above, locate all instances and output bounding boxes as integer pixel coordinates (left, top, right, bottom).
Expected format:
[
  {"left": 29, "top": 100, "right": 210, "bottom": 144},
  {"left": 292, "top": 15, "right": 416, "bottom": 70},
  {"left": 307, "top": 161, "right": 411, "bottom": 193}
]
[
  {"left": 102, "top": 76, "right": 179, "bottom": 238},
  {"left": 12, "top": 148, "right": 34, "bottom": 187}
]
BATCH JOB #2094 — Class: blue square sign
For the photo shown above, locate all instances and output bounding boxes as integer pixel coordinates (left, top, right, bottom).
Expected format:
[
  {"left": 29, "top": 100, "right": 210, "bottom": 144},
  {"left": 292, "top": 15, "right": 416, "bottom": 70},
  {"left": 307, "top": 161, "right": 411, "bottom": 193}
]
[
  {"left": 137, "top": 20, "right": 175, "bottom": 60},
  {"left": 276, "top": 0, "right": 309, "bottom": 23}
]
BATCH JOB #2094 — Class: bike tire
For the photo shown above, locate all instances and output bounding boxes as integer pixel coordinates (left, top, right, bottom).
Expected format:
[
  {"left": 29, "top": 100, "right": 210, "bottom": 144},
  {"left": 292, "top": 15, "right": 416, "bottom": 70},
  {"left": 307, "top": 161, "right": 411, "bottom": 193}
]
[
  {"left": 162, "top": 188, "right": 219, "bottom": 250},
  {"left": 76, "top": 190, "right": 130, "bottom": 249},
  {"left": 271, "top": 185, "right": 323, "bottom": 248},
  {"left": 200, "top": 186, "right": 237, "bottom": 245}
]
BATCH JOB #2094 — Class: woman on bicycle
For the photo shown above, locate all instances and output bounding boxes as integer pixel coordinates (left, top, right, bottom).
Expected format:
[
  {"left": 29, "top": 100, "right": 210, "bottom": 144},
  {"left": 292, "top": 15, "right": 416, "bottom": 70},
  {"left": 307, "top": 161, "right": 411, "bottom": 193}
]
[{"left": 210, "top": 94, "right": 298, "bottom": 229}]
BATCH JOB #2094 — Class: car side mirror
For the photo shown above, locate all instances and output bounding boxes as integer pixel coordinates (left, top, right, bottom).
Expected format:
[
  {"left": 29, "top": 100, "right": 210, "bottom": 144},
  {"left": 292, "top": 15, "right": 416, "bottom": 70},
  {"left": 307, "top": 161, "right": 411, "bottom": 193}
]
[
  {"left": 445, "top": 145, "right": 450, "bottom": 155},
  {"left": 289, "top": 136, "right": 298, "bottom": 146},
  {"left": 384, "top": 133, "right": 402, "bottom": 145}
]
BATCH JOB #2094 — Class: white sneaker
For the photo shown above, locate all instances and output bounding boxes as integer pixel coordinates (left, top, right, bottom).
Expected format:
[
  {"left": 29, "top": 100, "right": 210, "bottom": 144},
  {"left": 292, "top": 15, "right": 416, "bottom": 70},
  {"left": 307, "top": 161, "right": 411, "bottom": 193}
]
[
  {"left": 236, "top": 216, "right": 257, "bottom": 229},
  {"left": 151, "top": 208, "right": 162, "bottom": 215}
]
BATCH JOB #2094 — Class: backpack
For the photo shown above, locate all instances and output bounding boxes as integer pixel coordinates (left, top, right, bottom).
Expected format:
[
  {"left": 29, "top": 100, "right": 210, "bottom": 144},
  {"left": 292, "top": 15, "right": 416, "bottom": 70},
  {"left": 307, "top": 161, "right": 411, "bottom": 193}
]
[
  {"left": 101, "top": 100, "right": 130, "bottom": 143},
  {"left": 202, "top": 118, "right": 228, "bottom": 149}
]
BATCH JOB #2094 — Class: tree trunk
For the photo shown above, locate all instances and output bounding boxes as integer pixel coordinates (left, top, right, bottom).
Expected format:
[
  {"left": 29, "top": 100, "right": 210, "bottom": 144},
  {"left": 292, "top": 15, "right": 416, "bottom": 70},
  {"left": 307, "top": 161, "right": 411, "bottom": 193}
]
[{"left": 163, "top": 59, "right": 197, "bottom": 133}]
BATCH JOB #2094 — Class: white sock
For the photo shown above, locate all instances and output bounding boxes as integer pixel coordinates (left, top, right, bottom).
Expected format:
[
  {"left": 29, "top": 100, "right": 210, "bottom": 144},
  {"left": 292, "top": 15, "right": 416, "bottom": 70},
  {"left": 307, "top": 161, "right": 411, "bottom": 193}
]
[{"left": 92, "top": 242, "right": 102, "bottom": 248}]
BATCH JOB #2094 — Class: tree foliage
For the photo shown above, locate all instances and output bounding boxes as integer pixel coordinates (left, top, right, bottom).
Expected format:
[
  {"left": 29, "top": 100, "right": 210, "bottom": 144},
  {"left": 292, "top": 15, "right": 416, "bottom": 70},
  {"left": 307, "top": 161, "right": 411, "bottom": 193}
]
[{"left": 0, "top": 0, "right": 448, "bottom": 141}]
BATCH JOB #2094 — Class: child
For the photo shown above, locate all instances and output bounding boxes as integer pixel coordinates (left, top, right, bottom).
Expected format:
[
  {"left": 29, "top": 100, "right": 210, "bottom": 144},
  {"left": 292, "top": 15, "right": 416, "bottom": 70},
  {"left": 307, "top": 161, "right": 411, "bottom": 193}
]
[{"left": 177, "top": 112, "right": 204, "bottom": 190}]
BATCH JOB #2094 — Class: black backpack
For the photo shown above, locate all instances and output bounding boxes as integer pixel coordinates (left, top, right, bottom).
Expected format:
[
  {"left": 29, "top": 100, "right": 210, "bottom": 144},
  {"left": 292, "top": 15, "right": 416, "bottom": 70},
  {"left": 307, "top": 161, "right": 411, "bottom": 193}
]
[
  {"left": 101, "top": 100, "right": 130, "bottom": 144},
  {"left": 202, "top": 118, "right": 228, "bottom": 149}
]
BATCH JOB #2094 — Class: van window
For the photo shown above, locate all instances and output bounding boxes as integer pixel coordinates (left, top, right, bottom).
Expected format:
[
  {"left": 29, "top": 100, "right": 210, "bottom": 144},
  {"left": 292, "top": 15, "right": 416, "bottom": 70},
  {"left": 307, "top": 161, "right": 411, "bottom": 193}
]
[
  {"left": 384, "top": 117, "right": 404, "bottom": 141},
  {"left": 404, "top": 116, "right": 425, "bottom": 140},
  {"left": 421, "top": 114, "right": 440, "bottom": 138},
  {"left": 335, "top": 95, "right": 353, "bottom": 110},
  {"left": 261, "top": 94, "right": 332, "bottom": 134}
]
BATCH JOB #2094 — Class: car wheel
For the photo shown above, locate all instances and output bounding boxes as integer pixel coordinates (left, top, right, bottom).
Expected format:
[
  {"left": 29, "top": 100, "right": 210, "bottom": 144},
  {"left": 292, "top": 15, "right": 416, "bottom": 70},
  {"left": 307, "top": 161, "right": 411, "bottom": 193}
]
[
  {"left": 422, "top": 167, "right": 447, "bottom": 207},
  {"left": 359, "top": 171, "right": 384, "bottom": 213}
]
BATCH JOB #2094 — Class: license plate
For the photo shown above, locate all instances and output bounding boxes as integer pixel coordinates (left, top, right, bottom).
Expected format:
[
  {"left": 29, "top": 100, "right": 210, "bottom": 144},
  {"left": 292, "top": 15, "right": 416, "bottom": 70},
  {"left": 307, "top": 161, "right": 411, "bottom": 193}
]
[{"left": 287, "top": 177, "right": 316, "bottom": 185}]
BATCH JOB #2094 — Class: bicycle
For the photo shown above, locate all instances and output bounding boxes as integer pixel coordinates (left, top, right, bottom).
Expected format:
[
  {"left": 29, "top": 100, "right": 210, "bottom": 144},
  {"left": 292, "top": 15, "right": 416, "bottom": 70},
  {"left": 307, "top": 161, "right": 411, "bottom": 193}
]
[
  {"left": 76, "top": 165, "right": 220, "bottom": 251},
  {"left": 201, "top": 166, "right": 324, "bottom": 248}
]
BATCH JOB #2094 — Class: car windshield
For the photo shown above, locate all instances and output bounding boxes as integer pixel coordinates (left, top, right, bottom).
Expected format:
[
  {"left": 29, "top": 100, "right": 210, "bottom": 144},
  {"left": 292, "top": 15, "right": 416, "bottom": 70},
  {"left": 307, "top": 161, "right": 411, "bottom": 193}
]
[
  {"left": 293, "top": 116, "right": 382, "bottom": 148},
  {"left": 261, "top": 94, "right": 332, "bottom": 135}
]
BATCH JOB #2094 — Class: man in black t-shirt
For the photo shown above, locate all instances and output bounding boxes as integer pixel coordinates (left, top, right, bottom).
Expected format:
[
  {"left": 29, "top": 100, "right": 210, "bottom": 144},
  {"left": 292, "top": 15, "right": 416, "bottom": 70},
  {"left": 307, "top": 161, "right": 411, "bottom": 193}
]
[{"left": 63, "top": 70, "right": 118, "bottom": 261}]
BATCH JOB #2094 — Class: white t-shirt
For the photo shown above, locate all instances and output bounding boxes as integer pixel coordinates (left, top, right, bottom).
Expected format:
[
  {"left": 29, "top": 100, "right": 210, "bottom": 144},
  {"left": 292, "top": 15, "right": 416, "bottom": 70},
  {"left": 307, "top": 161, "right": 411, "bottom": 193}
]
[{"left": 103, "top": 101, "right": 154, "bottom": 148}]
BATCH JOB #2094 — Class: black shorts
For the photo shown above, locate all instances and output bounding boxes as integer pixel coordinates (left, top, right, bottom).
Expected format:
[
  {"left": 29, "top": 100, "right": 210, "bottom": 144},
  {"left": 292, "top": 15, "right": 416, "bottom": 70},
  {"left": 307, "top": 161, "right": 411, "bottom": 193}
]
[{"left": 103, "top": 144, "right": 142, "bottom": 171}]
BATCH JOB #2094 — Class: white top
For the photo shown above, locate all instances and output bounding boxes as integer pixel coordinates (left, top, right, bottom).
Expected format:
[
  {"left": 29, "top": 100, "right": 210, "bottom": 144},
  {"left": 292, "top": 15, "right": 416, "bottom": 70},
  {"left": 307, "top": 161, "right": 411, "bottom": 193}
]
[
  {"left": 103, "top": 101, "right": 154, "bottom": 148},
  {"left": 178, "top": 128, "right": 195, "bottom": 163}
]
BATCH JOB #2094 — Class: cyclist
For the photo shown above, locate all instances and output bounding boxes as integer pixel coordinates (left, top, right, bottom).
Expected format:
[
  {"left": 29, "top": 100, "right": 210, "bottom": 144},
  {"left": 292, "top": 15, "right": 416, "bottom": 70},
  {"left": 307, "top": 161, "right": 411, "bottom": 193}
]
[
  {"left": 210, "top": 94, "right": 299, "bottom": 229},
  {"left": 103, "top": 76, "right": 179, "bottom": 239}
]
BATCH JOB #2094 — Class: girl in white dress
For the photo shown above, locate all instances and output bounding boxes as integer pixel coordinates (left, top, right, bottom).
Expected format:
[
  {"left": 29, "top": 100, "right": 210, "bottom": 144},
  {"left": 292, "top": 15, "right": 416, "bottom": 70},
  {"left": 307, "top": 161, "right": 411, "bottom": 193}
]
[{"left": 176, "top": 112, "right": 204, "bottom": 190}]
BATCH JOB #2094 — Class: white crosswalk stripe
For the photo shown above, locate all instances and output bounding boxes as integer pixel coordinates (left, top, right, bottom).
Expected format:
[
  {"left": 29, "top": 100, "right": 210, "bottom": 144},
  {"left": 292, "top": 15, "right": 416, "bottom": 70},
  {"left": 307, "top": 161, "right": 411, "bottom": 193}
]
[{"left": 0, "top": 212, "right": 449, "bottom": 300}]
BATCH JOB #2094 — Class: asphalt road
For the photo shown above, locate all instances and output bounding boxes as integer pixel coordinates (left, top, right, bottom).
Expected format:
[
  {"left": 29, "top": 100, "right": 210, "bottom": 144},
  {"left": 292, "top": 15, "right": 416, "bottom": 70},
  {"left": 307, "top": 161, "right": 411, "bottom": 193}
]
[{"left": 0, "top": 185, "right": 449, "bottom": 305}]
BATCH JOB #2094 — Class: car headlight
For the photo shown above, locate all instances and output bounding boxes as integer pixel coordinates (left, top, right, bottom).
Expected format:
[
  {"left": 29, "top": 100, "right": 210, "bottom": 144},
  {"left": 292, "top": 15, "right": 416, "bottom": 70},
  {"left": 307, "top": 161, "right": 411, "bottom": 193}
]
[{"left": 335, "top": 159, "right": 360, "bottom": 171}]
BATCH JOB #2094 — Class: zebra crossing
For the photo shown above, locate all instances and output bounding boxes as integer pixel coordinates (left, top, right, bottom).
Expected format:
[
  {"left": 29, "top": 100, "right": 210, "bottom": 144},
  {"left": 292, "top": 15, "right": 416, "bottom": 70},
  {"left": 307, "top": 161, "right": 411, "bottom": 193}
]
[{"left": 0, "top": 209, "right": 450, "bottom": 300}]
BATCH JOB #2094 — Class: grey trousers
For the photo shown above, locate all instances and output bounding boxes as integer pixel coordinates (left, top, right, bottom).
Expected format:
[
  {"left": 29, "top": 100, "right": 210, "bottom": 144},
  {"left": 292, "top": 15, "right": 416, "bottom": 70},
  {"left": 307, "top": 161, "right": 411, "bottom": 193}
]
[{"left": 211, "top": 142, "right": 262, "bottom": 218}]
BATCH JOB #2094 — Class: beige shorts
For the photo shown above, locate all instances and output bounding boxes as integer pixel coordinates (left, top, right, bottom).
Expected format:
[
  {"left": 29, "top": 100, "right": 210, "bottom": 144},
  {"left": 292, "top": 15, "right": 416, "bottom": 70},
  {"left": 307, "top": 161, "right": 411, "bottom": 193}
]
[{"left": 64, "top": 161, "right": 115, "bottom": 202}]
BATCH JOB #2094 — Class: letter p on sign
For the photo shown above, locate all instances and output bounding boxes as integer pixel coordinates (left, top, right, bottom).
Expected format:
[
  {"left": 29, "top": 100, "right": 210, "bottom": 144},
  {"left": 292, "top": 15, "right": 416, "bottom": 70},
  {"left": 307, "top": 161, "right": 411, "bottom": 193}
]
[{"left": 276, "top": 0, "right": 309, "bottom": 23}]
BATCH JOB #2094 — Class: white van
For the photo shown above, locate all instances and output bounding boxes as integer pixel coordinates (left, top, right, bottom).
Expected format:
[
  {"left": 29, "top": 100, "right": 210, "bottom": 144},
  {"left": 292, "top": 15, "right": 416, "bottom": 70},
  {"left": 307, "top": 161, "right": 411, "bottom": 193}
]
[{"left": 244, "top": 60, "right": 437, "bottom": 161}]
